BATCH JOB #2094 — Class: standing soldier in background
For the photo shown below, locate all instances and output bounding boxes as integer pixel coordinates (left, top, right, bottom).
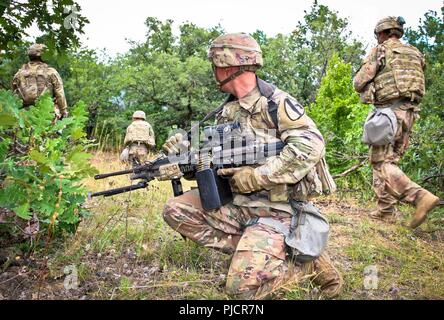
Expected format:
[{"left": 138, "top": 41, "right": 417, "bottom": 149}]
[
  {"left": 162, "top": 33, "right": 342, "bottom": 299},
  {"left": 121, "top": 110, "right": 155, "bottom": 166},
  {"left": 12, "top": 44, "right": 68, "bottom": 121},
  {"left": 354, "top": 17, "right": 440, "bottom": 229}
]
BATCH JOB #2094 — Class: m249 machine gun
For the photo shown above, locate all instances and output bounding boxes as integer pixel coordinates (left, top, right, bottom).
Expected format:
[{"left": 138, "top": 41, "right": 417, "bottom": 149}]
[{"left": 90, "top": 121, "right": 284, "bottom": 210}]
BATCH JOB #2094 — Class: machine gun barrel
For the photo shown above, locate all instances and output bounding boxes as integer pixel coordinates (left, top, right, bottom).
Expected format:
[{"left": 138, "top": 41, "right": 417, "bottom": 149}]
[
  {"left": 93, "top": 162, "right": 156, "bottom": 180},
  {"left": 88, "top": 181, "right": 148, "bottom": 198}
]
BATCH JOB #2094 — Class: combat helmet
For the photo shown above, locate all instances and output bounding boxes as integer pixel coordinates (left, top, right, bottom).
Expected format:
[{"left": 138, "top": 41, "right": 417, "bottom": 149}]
[
  {"left": 374, "top": 16, "right": 406, "bottom": 36},
  {"left": 27, "top": 44, "right": 47, "bottom": 58},
  {"left": 132, "top": 110, "right": 146, "bottom": 120},
  {"left": 207, "top": 33, "right": 263, "bottom": 87},
  {"left": 208, "top": 32, "right": 263, "bottom": 70}
]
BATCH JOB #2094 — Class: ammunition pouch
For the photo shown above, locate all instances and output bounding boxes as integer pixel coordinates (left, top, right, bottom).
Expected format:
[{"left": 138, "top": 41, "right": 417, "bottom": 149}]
[
  {"left": 363, "top": 107, "right": 398, "bottom": 146},
  {"left": 158, "top": 163, "right": 184, "bottom": 181},
  {"left": 196, "top": 167, "right": 233, "bottom": 210},
  {"left": 290, "top": 157, "right": 337, "bottom": 201}
]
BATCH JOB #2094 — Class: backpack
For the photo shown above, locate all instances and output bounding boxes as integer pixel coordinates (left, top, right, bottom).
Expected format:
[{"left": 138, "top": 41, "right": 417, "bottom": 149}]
[{"left": 16, "top": 63, "right": 49, "bottom": 105}]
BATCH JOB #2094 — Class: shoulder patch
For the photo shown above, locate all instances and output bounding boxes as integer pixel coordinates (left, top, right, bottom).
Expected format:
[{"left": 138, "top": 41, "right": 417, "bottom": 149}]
[{"left": 284, "top": 97, "right": 305, "bottom": 121}]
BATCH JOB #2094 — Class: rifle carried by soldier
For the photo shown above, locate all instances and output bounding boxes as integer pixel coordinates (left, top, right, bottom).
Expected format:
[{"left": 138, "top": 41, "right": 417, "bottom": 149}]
[{"left": 90, "top": 119, "right": 284, "bottom": 211}]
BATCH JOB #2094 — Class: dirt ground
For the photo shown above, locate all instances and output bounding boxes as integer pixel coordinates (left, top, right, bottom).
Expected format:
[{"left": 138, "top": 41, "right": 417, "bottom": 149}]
[{"left": 1, "top": 196, "right": 443, "bottom": 300}]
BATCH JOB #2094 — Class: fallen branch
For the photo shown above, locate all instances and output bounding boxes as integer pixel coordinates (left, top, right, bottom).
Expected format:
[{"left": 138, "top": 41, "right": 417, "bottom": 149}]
[
  {"left": 333, "top": 159, "right": 368, "bottom": 179},
  {"left": 421, "top": 174, "right": 444, "bottom": 184}
]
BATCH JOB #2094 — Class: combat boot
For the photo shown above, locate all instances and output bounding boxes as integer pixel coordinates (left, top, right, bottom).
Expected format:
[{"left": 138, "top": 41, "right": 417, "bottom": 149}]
[
  {"left": 311, "top": 253, "right": 343, "bottom": 299},
  {"left": 410, "top": 191, "right": 440, "bottom": 229},
  {"left": 369, "top": 210, "right": 396, "bottom": 223}
]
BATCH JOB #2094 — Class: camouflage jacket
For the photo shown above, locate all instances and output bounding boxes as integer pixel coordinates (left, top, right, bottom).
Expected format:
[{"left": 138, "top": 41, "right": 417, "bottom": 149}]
[
  {"left": 12, "top": 61, "right": 68, "bottom": 117},
  {"left": 124, "top": 120, "right": 155, "bottom": 148},
  {"left": 216, "top": 78, "right": 332, "bottom": 212}
]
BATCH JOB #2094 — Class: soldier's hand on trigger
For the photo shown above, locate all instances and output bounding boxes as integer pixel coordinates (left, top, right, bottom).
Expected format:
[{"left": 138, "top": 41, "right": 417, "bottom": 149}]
[
  {"left": 162, "top": 133, "right": 190, "bottom": 155},
  {"left": 217, "top": 167, "right": 263, "bottom": 194}
]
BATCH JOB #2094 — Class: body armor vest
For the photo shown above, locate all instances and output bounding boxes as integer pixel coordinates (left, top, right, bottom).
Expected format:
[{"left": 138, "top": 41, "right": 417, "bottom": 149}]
[
  {"left": 124, "top": 120, "right": 154, "bottom": 147},
  {"left": 374, "top": 40, "right": 425, "bottom": 104}
]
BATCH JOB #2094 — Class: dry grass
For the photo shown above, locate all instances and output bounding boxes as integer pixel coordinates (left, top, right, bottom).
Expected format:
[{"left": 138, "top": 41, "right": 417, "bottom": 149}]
[{"left": 1, "top": 151, "right": 443, "bottom": 300}]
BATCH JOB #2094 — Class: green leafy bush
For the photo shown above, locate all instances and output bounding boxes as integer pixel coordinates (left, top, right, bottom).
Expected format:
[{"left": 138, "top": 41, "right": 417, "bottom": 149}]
[
  {"left": 403, "top": 114, "right": 444, "bottom": 197},
  {"left": 0, "top": 90, "right": 97, "bottom": 236},
  {"left": 309, "top": 54, "right": 371, "bottom": 175}
]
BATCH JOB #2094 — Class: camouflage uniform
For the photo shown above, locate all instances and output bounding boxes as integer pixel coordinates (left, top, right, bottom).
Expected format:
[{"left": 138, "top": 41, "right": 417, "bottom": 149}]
[
  {"left": 354, "top": 18, "right": 431, "bottom": 217},
  {"left": 163, "top": 33, "right": 341, "bottom": 299},
  {"left": 12, "top": 44, "right": 68, "bottom": 119},
  {"left": 123, "top": 111, "right": 155, "bottom": 165}
]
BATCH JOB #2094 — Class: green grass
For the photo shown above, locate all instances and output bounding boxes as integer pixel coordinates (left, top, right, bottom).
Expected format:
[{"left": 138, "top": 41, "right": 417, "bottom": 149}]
[
  {"left": 338, "top": 217, "right": 444, "bottom": 299},
  {"left": 5, "top": 151, "right": 443, "bottom": 300}
]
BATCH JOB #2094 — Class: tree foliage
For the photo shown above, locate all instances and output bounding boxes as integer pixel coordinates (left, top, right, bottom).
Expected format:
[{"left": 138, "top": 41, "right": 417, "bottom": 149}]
[
  {"left": 405, "top": 6, "right": 444, "bottom": 120},
  {"left": 0, "top": 2, "right": 442, "bottom": 199},
  {"left": 0, "top": 91, "right": 97, "bottom": 236},
  {"left": 403, "top": 6, "right": 444, "bottom": 195},
  {"left": 309, "top": 54, "right": 371, "bottom": 183},
  {"left": 99, "top": 18, "right": 225, "bottom": 146},
  {"left": 256, "top": 1, "right": 364, "bottom": 105},
  {"left": 0, "top": 0, "right": 88, "bottom": 54}
]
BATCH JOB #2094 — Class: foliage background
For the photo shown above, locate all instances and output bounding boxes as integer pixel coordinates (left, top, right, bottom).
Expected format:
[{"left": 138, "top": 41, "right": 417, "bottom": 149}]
[
  {"left": 0, "top": 1, "right": 443, "bottom": 231},
  {"left": 0, "top": 91, "right": 97, "bottom": 237}
]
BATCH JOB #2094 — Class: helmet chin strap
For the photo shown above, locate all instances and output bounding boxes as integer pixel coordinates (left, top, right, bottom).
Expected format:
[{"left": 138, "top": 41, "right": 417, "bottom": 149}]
[{"left": 217, "top": 66, "right": 246, "bottom": 90}]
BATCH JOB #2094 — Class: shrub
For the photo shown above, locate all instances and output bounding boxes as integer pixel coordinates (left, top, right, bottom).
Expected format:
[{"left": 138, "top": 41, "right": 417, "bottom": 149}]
[{"left": 0, "top": 90, "right": 97, "bottom": 237}]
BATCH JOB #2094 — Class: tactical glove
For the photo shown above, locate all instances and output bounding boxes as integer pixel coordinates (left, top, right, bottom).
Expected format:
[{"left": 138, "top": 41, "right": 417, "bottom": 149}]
[
  {"left": 162, "top": 133, "right": 190, "bottom": 155},
  {"left": 120, "top": 147, "right": 130, "bottom": 163},
  {"left": 217, "top": 167, "right": 263, "bottom": 194}
]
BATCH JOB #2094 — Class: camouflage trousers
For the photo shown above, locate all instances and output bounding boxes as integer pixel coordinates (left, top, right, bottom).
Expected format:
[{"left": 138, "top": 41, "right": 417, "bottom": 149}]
[
  {"left": 162, "top": 189, "right": 310, "bottom": 299},
  {"left": 370, "top": 106, "right": 425, "bottom": 214},
  {"left": 129, "top": 143, "right": 149, "bottom": 165}
]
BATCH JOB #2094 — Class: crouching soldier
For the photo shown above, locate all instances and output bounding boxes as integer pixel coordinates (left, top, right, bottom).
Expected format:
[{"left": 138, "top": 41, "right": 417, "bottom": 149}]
[{"left": 161, "top": 33, "right": 343, "bottom": 299}]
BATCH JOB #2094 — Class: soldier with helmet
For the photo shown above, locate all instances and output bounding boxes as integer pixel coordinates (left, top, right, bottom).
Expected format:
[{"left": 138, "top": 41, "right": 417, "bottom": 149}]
[
  {"left": 354, "top": 17, "right": 440, "bottom": 228},
  {"left": 161, "top": 33, "right": 342, "bottom": 299},
  {"left": 121, "top": 110, "right": 155, "bottom": 166},
  {"left": 12, "top": 44, "right": 68, "bottom": 121}
]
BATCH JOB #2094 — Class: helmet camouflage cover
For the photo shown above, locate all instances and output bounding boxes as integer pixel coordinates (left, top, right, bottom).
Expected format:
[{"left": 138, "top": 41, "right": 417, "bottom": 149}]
[
  {"left": 132, "top": 110, "right": 146, "bottom": 120},
  {"left": 208, "top": 32, "right": 263, "bottom": 69},
  {"left": 27, "top": 44, "right": 47, "bottom": 58},
  {"left": 374, "top": 16, "right": 406, "bottom": 36}
]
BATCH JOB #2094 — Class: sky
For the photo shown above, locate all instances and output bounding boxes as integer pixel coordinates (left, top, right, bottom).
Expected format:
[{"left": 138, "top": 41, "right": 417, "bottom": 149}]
[{"left": 61, "top": 0, "right": 444, "bottom": 55}]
